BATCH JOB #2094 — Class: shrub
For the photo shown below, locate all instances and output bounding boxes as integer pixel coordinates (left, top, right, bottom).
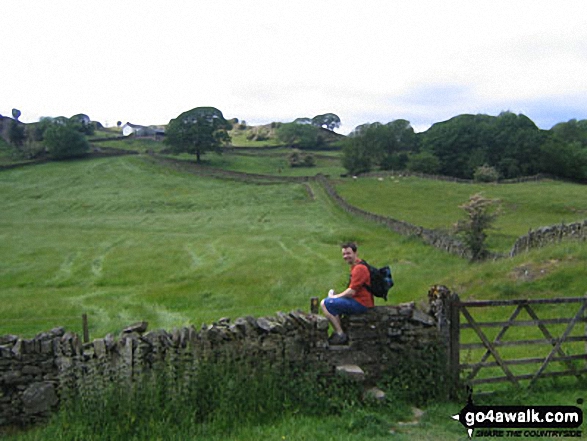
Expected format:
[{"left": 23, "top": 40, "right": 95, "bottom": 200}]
[
  {"left": 407, "top": 151, "right": 441, "bottom": 174},
  {"left": 43, "top": 123, "right": 90, "bottom": 159},
  {"left": 454, "top": 193, "right": 501, "bottom": 261},
  {"left": 8, "top": 120, "right": 25, "bottom": 147},
  {"left": 288, "top": 149, "right": 315, "bottom": 167},
  {"left": 473, "top": 164, "right": 500, "bottom": 182}
]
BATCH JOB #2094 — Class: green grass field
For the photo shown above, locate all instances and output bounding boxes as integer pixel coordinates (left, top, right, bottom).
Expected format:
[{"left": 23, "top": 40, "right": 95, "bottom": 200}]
[
  {"left": 335, "top": 175, "right": 587, "bottom": 252},
  {"left": 0, "top": 155, "right": 468, "bottom": 337},
  {"left": 1, "top": 151, "right": 586, "bottom": 440}
]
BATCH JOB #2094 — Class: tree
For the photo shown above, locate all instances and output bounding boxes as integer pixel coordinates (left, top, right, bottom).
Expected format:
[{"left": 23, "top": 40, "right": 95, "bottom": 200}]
[
  {"left": 341, "top": 119, "right": 416, "bottom": 174},
  {"left": 420, "top": 112, "right": 544, "bottom": 179},
  {"left": 454, "top": 193, "right": 501, "bottom": 261},
  {"left": 539, "top": 139, "right": 587, "bottom": 180},
  {"left": 70, "top": 114, "right": 95, "bottom": 136},
  {"left": 311, "top": 113, "right": 341, "bottom": 131},
  {"left": 293, "top": 117, "right": 312, "bottom": 125},
  {"left": 8, "top": 120, "right": 25, "bottom": 146},
  {"left": 12, "top": 108, "right": 21, "bottom": 121},
  {"left": 407, "top": 151, "right": 440, "bottom": 174},
  {"left": 341, "top": 136, "right": 373, "bottom": 175},
  {"left": 420, "top": 114, "right": 494, "bottom": 178},
  {"left": 276, "top": 122, "right": 324, "bottom": 149},
  {"left": 44, "top": 122, "right": 90, "bottom": 159},
  {"left": 549, "top": 119, "right": 587, "bottom": 148},
  {"left": 164, "top": 107, "right": 231, "bottom": 163}
]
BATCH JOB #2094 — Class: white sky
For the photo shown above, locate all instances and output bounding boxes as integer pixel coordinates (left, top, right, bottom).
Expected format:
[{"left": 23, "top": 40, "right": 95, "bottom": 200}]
[{"left": 2, "top": 0, "right": 587, "bottom": 134}]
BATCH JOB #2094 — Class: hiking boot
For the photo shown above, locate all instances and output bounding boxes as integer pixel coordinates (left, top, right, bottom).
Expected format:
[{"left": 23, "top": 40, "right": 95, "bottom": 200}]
[{"left": 328, "top": 332, "right": 348, "bottom": 345}]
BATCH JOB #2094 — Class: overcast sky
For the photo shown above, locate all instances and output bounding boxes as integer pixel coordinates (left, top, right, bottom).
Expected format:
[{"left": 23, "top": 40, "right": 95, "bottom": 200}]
[{"left": 2, "top": 1, "right": 586, "bottom": 134}]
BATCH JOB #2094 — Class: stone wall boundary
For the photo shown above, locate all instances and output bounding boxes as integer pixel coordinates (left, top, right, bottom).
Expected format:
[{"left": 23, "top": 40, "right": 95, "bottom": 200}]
[
  {"left": 509, "top": 220, "right": 587, "bottom": 257},
  {"left": 0, "top": 302, "right": 440, "bottom": 428},
  {"left": 316, "top": 175, "right": 471, "bottom": 258}
]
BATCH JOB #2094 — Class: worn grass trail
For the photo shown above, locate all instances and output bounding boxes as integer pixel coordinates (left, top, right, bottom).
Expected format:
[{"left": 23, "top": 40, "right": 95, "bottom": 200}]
[{"left": 0, "top": 155, "right": 467, "bottom": 337}]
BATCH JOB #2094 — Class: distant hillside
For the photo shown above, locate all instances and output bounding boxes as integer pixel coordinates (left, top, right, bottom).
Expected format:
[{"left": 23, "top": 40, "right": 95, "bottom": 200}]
[{"left": 228, "top": 121, "right": 344, "bottom": 148}]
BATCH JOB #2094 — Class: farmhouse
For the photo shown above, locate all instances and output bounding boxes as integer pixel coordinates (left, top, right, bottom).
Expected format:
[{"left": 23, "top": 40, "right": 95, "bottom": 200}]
[{"left": 122, "top": 122, "right": 165, "bottom": 138}]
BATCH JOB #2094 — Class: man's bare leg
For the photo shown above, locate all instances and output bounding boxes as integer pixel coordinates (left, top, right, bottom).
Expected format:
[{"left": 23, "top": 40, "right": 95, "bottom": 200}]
[{"left": 320, "top": 299, "right": 344, "bottom": 335}]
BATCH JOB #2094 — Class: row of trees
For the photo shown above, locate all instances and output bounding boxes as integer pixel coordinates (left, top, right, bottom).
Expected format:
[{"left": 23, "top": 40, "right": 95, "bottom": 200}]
[
  {"left": 4, "top": 114, "right": 93, "bottom": 160},
  {"left": 342, "top": 113, "right": 587, "bottom": 181}
]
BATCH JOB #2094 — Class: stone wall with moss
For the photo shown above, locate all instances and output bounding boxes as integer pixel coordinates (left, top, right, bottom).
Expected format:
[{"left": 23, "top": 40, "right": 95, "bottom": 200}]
[{"left": 0, "top": 300, "right": 442, "bottom": 428}]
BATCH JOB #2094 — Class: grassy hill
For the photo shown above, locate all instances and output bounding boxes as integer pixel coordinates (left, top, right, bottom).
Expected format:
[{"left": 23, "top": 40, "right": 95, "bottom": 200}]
[
  {"left": 228, "top": 122, "right": 344, "bottom": 147},
  {"left": 0, "top": 155, "right": 469, "bottom": 337},
  {"left": 335, "top": 175, "right": 587, "bottom": 253},
  {"left": 2, "top": 152, "right": 586, "bottom": 439},
  {"left": 1, "top": 154, "right": 586, "bottom": 338}
]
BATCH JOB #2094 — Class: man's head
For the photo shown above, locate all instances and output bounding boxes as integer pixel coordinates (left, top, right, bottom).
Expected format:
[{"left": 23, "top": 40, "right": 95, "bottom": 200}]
[{"left": 341, "top": 242, "right": 358, "bottom": 265}]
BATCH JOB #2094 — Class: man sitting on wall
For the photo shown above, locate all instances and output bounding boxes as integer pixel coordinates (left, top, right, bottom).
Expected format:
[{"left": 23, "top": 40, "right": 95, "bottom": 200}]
[{"left": 320, "top": 242, "right": 374, "bottom": 345}]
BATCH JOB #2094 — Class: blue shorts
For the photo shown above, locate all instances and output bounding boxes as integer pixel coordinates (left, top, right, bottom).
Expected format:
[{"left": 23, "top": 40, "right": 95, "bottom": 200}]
[{"left": 323, "top": 297, "right": 368, "bottom": 316}]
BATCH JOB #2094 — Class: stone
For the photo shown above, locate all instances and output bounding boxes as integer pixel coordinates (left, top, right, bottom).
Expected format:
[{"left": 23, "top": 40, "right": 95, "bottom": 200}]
[
  {"left": 122, "top": 322, "right": 148, "bottom": 334},
  {"left": 335, "top": 364, "right": 365, "bottom": 381},
  {"left": 0, "top": 335, "right": 18, "bottom": 345},
  {"left": 21, "top": 382, "right": 58, "bottom": 414},
  {"left": 363, "top": 386, "right": 386, "bottom": 402},
  {"left": 93, "top": 339, "right": 106, "bottom": 358},
  {"left": 54, "top": 356, "right": 73, "bottom": 371},
  {"left": 11, "top": 339, "right": 24, "bottom": 357},
  {"left": 233, "top": 317, "right": 252, "bottom": 334},
  {"left": 315, "top": 315, "right": 330, "bottom": 331},
  {"left": 411, "top": 309, "right": 436, "bottom": 326},
  {"left": 257, "top": 317, "right": 284, "bottom": 333},
  {"left": 22, "top": 365, "right": 42, "bottom": 376},
  {"left": 49, "top": 327, "right": 65, "bottom": 338},
  {"left": 1, "top": 371, "right": 22, "bottom": 385}
]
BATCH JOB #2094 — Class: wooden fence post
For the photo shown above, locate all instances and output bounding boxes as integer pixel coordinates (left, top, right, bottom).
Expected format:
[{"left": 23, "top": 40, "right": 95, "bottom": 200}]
[
  {"left": 310, "top": 297, "right": 319, "bottom": 314},
  {"left": 448, "top": 293, "right": 461, "bottom": 397}
]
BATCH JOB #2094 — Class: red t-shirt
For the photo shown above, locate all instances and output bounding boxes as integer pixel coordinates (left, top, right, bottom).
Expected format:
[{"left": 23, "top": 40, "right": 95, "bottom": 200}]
[{"left": 349, "top": 260, "right": 374, "bottom": 308}]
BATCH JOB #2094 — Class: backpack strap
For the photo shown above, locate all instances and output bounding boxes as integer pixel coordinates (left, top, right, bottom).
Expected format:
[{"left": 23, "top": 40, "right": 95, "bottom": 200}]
[{"left": 352, "top": 260, "right": 373, "bottom": 294}]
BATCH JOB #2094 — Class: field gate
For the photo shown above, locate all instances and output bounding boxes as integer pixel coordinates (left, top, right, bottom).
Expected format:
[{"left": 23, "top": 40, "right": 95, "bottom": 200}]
[{"left": 445, "top": 294, "right": 587, "bottom": 393}]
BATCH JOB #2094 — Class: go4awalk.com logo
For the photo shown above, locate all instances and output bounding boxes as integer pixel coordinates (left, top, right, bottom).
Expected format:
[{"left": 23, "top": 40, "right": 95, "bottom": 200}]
[{"left": 451, "top": 395, "right": 583, "bottom": 438}]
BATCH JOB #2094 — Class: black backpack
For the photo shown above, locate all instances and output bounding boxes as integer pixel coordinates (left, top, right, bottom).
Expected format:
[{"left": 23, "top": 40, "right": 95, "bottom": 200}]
[{"left": 357, "top": 261, "right": 394, "bottom": 301}]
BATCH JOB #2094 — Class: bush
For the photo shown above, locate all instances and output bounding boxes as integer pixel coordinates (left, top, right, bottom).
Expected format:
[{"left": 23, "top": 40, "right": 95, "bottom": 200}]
[
  {"left": 473, "top": 164, "right": 500, "bottom": 182},
  {"left": 8, "top": 120, "right": 25, "bottom": 147},
  {"left": 288, "top": 149, "right": 315, "bottom": 167},
  {"left": 454, "top": 193, "right": 501, "bottom": 261},
  {"left": 43, "top": 123, "right": 90, "bottom": 159},
  {"left": 407, "top": 151, "right": 441, "bottom": 174}
]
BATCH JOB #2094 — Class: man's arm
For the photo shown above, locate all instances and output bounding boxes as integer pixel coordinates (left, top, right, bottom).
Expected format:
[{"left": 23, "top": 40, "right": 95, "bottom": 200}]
[{"left": 328, "top": 288, "right": 356, "bottom": 299}]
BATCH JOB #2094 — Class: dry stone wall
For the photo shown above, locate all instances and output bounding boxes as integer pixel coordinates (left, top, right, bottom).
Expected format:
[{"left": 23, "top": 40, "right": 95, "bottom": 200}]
[
  {"left": 316, "top": 175, "right": 471, "bottom": 258},
  {"left": 0, "top": 302, "right": 441, "bottom": 428},
  {"left": 510, "top": 220, "right": 587, "bottom": 257}
]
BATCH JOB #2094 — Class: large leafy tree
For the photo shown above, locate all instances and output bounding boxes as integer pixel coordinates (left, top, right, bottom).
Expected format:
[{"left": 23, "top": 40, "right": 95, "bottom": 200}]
[
  {"left": 311, "top": 113, "right": 341, "bottom": 131},
  {"left": 341, "top": 119, "right": 416, "bottom": 174},
  {"left": 420, "top": 112, "right": 544, "bottom": 179},
  {"left": 165, "top": 107, "right": 231, "bottom": 163},
  {"left": 276, "top": 122, "right": 325, "bottom": 149},
  {"left": 43, "top": 121, "right": 90, "bottom": 159},
  {"left": 491, "top": 112, "right": 544, "bottom": 178},
  {"left": 420, "top": 114, "right": 494, "bottom": 178}
]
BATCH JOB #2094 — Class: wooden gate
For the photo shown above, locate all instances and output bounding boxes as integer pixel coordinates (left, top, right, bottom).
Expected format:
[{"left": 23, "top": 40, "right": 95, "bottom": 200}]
[{"left": 447, "top": 295, "right": 587, "bottom": 392}]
